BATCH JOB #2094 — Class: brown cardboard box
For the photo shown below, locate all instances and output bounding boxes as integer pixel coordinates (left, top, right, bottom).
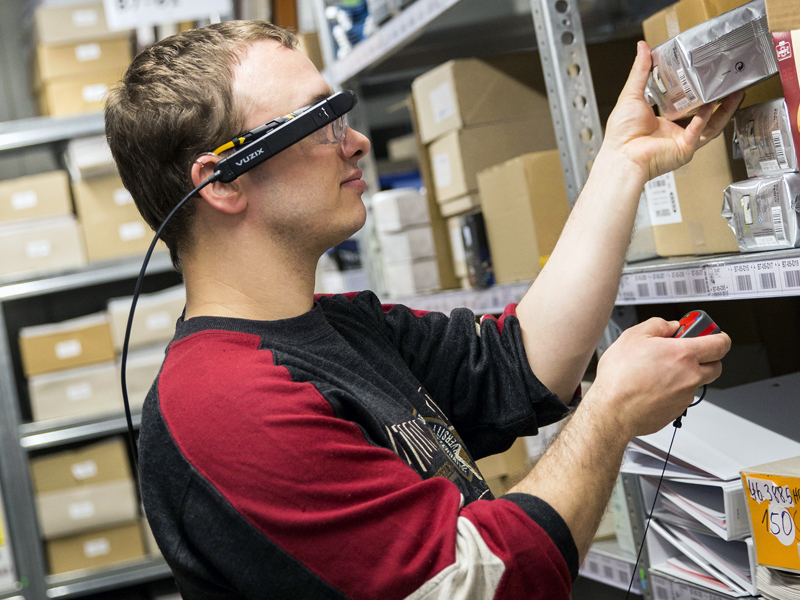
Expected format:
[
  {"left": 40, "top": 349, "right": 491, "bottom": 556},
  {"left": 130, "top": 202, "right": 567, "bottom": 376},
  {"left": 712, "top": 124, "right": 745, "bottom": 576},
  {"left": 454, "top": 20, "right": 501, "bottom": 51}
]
[
  {"left": 29, "top": 361, "right": 122, "bottom": 422},
  {"left": 31, "top": 438, "right": 138, "bottom": 539},
  {"left": 71, "top": 174, "right": 154, "bottom": 262},
  {"left": 476, "top": 150, "right": 571, "bottom": 284},
  {"left": 46, "top": 522, "right": 146, "bottom": 575},
  {"left": 645, "top": 136, "right": 740, "bottom": 256},
  {"left": 0, "top": 216, "right": 85, "bottom": 280},
  {"left": 475, "top": 439, "right": 530, "bottom": 497},
  {"left": 412, "top": 56, "right": 551, "bottom": 144},
  {"left": 297, "top": 32, "right": 324, "bottom": 72},
  {"left": 438, "top": 193, "right": 481, "bottom": 218},
  {"left": 38, "top": 71, "right": 122, "bottom": 117},
  {"left": 19, "top": 312, "right": 115, "bottom": 377},
  {"left": 119, "top": 345, "right": 166, "bottom": 412},
  {"left": 764, "top": 0, "right": 800, "bottom": 32},
  {"left": 107, "top": 285, "right": 185, "bottom": 351},
  {"left": 643, "top": 0, "right": 784, "bottom": 107},
  {"left": 0, "top": 171, "right": 72, "bottom": 224},
  {"left": 771, "top": 31, "right": 800, "bottom": 160},
  {"left": 34, "top": 3, "right": 132, "bottom": 45},
  {"left": 429, "top": 118, "right": 557, "bottom": 204},
  {"left": 35, "top": 38, "right": 131, "bottom": 85}
]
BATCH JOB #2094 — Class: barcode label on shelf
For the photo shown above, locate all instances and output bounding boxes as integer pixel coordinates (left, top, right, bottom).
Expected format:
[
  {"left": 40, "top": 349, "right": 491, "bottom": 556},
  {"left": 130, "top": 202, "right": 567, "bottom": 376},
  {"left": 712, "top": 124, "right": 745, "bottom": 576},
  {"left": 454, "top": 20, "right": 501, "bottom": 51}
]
[
  {"left": 580, "top": 549, "right": 641, "bottom": 594},
  {"left": 773, "top": 130, "right": 789, "bottom": 168},
  {"left": 616, "top": 256, "right": 800, "bottom": 304},
  {"left": 772, "top": 207, "right": 787, "bottom": 243},
  {"left": 676, "top": 68, "right": 698, "bottom": 103}
]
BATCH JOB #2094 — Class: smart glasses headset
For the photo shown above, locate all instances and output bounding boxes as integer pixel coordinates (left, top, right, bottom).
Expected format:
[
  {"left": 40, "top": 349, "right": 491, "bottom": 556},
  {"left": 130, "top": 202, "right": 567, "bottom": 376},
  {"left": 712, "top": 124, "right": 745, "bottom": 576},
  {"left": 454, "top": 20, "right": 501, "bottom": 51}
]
[{"left": 120, "top": 90, "right": 358, "bottom": 466}]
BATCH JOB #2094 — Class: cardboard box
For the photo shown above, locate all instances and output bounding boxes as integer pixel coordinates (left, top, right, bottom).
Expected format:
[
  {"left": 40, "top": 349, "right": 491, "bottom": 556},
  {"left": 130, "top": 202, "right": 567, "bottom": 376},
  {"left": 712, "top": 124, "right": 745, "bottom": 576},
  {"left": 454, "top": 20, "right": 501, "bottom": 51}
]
[
  {"left": 412, "top": 57, "right": 550, "bottom": 144},
  {"left": 0, "top": 216, "right": 85, "bottom": 280},
  {"left": 476, "top": 150, "right": 570, "bottom": 284},
  {"left": 643, "top": 0, "right": 784, "bottom": 108},
  {"left": 30, "top": 438, "right": 132, "bottom": 495},
  {"left": 107, "top": 285, "right": 185, "bottom": 351},
  {"left": 19, "top": 312, "right": 115, "bottom": 377},
  {"left": 765, "top": 0, "right": 800, "bottom": 32},
  {"left": 38, "top": 70, "right": 122, "bottom": 117},
  {"left": 446, "top": 216, "right": 468, "bottom": 280},
  {"left": 371, "top": 188, "right": 430, "bottom": 233},
  {"left": 627, "top": 193, "right": 661, "bottom": 263},
  {"left": 379, "top": 226, "right": 436, "bottom": 263},
  {"left": 65, "top": 135, "right": 118, "bottom": 182},
  {"left": 475, "top": 438, "right": 530, "bottom": 496},
  {"left": 71, "top": 174, "right": 154, "bottom": 262},
  {"left": 119, "top": 346, "right": 166, "bottom": 412},
  {"left": 141, "top": 518, "right": 161, "bottom": 557},
  {"left": 741, "top": 457, "right": 800, "bottom": 572},
  {"left": 34, "top": 3, "right": 132, "bottom": 45},
  {"left": 0, "top": 171, "right": 72, "bottom": 224},
  {"left": 46, "top": 522, "right": 145, "bottom": 575},
  {"left": 438, "top": 193, "right": 481, "bottom": 218},
  {"left": 383, "top": 258, "right": 440, "bottom": 297},
  {"left": 642, "top": 136, "right": 740, "bottom": 256},
  {"left": 35, "top": 38, "right": 131, "bottom": 85},
  {"left": 29, "top": 361, "right": 122, "bottom": 423},
  {"left": 429, "top": 117, "right": 557, "bottom": 204},
  {"left": 772, "top": 31, "right": 800, "bottom": 162},
  {"left": 297, "top": 32, "right": 324, "bottom": 72}
]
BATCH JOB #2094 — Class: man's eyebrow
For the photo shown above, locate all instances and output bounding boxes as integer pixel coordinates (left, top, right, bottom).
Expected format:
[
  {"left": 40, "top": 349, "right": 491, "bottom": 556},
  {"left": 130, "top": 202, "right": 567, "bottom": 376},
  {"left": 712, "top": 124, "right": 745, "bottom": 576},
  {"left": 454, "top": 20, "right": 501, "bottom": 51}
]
[{"left": 305, "top": 90, "right": 334, "bottom": 106}]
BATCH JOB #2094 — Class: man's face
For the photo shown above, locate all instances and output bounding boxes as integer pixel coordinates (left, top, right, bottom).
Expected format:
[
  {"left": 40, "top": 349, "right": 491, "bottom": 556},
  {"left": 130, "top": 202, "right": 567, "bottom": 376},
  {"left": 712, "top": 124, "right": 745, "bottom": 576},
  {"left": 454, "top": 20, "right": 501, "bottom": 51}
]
[{"left": 230, "top": 40, "right": 371, "bottom": 257}]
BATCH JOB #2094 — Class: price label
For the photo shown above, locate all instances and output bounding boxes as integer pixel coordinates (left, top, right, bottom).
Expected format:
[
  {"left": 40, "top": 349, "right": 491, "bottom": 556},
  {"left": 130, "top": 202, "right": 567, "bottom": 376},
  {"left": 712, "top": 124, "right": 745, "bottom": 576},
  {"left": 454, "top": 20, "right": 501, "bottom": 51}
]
[
  {"left": 742, "top": 472, "right": 800, "bottom": 570},
  {"left": 103, "top": 0, "right": 232, "bottom": 31}
]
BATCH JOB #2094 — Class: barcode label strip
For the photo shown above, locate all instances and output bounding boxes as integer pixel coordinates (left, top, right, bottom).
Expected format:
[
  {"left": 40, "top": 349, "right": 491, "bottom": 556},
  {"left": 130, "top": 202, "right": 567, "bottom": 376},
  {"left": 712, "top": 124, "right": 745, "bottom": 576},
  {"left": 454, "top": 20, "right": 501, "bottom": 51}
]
[
  {"left": 786, "top": 270, "right": 800, "bottom": 288},
  {"left": 772, "top": 130, "right": 788, "bottom": 169},
  {"left": 677, "top": 68, "right": 698, "bottom": 103},
  {"left": 655, "top": 282, "right": 668, "bottom": 296},
  {"left": 674, "top": 280, "right": 688, "bottom": 296},
  {"left": 637, "top": 284, "right": 650, "bottom": 298},
  {"left": 760, "top": 272, "right": 778, "bottom": 290},
  {"left": 693, "top": 279, "right": 708, "bottom": 295},
  {"left": 772, "top": 207, "right": 787, "bottom": 243},
  {"left": 736, "top": 274, "right": 753, "bottom": 292}
]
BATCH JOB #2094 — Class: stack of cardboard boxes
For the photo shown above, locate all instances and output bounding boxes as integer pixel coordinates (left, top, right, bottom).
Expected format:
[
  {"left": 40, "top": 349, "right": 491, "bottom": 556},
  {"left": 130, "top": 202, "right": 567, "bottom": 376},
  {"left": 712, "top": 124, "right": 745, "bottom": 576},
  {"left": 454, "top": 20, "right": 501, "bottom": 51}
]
[{"left": 32, "top": 2, "right": 133, "bottom": 117}]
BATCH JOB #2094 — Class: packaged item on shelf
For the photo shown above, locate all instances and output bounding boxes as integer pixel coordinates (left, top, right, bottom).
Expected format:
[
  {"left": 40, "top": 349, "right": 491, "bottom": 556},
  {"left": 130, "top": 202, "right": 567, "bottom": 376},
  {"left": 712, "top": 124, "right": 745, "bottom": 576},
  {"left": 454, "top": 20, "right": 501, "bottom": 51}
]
[
  {"left": 437, "top": 193, "right": 480, "bottom": 218},
  {"left": 475, "top": 439, "right": 529, "bottom": 498},
  {"left": 0, "top": 171, "right": 72, "bottom": 224},
  {"left": 645, "top": 0, "right": 778, "bottom": 121},
  {"left": 733, "top": 98, "right": 798, "bottom": 177},
  {"left": 476, "top": 150, "right": 570, "bottom": 284},
  {"left": 34, "top": 3, "right": 132, "bottom": 45},
  {"left": 64, "top": 135, "right": 118, "bottom": 182},
  {"left": 771, "top": 31, "right": 800, "bottom": 170},
  {"left": 45, "top": 521, "right": 146, "bottom": 575},
  {"left": 37, "top": 71, "right": 122, "bottom": 117},
  {"left": 34, "top": 37, "right": 131, "bottom": 84},
  {"left": 30, "top": 438, "right": 138, "bottom": 539},
  {"left": 119, "top": 345, "right": 166, "bottom": 412},
  {"left": 428, "top": 117, "right": 557, "bottom": 204},
  {"left": 378, "top": 226, "right": 436, "bottom": 263},
  {"left": 107, "top": 285, "right": 186, "bottom": 351},
  {"left": 19, "top": 312, "right": 115, "bottom": 377},
  {"left": 459, "top": 211, "right": 494, "bottom": 289},
  {"left": 383, "top": 258, "right": 440, "bottom": 297},
  {"left": 412, "top": 56, "right": 551, "bottom": 144},
  {"left": 0, "top": 216, "right": 85, "bottom": 279},
  {"left": 28, "top": 361, "right": 122, "bottom": 423},
  {"left": 722, "top": 173, "right": 800, "bottom": 251},
  {"left": 371, "top": 188, "right": 429, "bottom": 233},
  {"left": 71, "top": 173, "right": 155, "bottom": 262},
  {"left": 446, "top": 216, "right": 469, "bottom": 286},
  {"left": 639, "top": 136, "right": 740, "bottom": 256}
]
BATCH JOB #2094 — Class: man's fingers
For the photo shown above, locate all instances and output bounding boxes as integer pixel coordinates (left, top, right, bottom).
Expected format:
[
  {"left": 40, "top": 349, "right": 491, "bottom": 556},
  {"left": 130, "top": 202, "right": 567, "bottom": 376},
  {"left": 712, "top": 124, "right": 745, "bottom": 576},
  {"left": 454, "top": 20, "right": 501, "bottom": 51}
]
[
  {"left": 683, "top": 102, "right": 716, "bottom": 149},
  {"left": 637, "top": 317, "right": 679, "bottom": 338},
  {"left": 619, "top": 41, "right": 652, "bottom": 102},
  {"left": 683, "top": 332, "right": 732, "bottom": 364},
  {"left": 697, "top": 360, "right": 724, "bottom": 386}
]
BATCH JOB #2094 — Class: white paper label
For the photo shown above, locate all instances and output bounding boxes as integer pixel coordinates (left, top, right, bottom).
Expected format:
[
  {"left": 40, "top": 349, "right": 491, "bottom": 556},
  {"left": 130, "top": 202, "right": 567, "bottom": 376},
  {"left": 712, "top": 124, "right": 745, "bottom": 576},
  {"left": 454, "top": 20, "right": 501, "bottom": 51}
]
[
  {"left": 68, "top": 500, "right": 96, "bottom": 520},
  {"left": 113, "top": 188, "right": 133, "bottom": 206},
  {"left": 72, "top": 9, "right": 98, "bottom": 27},
  {"left": 119, "top": 221, "right": 146, "bottom": 241},
  {"left": 755, "top": 235, "right": 779, "bottom": 247},
  {"left": 432, "top": 153, "right": 453, "bottom": 190},
  {"left": 644, "top": 172, "right": 682, "bottom": 226},
  {"left": 82, "top": 83, "right": 108, "bottom": 103},
  {"left": 84, "top": 538, "right": 111, "bottom": 558},
  {"left": 25, "top": 239, "right": 52, "bottom": 259},
  {"left": 429, "top": 81, "right": 457, "bottom": 125},
  {"left": 145, "top": 311, "right": 171, "bottom": 331},
  {"left": 70, "top": 460, "right": 98, "bottom": 480},
  {"left": 55, "top": 339, "right": 82, "bottom": 360},
  {"left": 760, "top": 159, "right": 781, "bottom": 172},
  {"left": 11, "top": 190, "right": 38, "bottom": 210},
  {"left": 103, "top": 0, "right": 232, "bottom": 31},
  {"left": 66, "top": 381, "right": 93, "bottom": 402},
  {"left": 75, "top": 43, "right": 102, "bottom": 62}
]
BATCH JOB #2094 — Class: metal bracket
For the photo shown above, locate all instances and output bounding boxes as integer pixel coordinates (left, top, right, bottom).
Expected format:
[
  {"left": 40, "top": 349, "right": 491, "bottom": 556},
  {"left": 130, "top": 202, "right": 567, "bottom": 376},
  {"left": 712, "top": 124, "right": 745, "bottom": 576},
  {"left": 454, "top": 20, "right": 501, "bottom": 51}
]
[{"left": 530, "top": 0, "right": 604, "bottom": 206}]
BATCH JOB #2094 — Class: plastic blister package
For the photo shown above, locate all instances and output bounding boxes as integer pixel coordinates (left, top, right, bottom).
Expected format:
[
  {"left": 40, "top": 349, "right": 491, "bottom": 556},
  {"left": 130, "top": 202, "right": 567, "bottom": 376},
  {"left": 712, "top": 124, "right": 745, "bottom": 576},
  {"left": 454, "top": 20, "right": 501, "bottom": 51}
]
[{"left": 732, "top": 98, "right": 798, "bottom": 177}]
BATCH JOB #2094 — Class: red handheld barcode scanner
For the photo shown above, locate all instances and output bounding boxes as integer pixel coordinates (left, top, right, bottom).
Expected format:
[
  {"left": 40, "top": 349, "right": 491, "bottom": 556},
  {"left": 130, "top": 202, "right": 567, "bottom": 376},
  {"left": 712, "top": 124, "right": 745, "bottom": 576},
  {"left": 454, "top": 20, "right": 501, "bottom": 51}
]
[{"left": 672, "top": 310, "right": 720, "bottom": 426}]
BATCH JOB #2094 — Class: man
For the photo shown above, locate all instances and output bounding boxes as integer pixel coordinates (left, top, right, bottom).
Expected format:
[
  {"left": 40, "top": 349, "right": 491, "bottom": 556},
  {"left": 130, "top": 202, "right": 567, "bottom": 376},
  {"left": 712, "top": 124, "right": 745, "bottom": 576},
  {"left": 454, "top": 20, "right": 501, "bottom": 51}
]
[{"left": 105, "top": 20, "right": 736, "bottom": 600}]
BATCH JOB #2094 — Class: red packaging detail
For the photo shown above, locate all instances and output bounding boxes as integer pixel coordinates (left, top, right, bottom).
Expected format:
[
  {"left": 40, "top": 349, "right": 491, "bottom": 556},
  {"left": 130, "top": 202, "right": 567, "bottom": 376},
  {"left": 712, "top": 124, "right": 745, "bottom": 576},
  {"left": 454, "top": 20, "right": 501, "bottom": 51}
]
[{"left": 773, "top": 32, "right": 800, "bottom": 158}]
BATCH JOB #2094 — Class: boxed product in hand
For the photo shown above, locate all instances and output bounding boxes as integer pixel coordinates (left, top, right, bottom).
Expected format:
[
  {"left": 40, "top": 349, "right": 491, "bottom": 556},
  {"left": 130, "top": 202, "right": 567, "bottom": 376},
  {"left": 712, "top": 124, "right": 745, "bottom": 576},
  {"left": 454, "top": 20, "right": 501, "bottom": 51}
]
[
  {"left": 722, "top": 173, "right": 800, "bottom": 251},
  {"left": 646, "top": 0, "right": 778, "bottom": 121},
  {"left": 371, "top": 188, "right": 430, "bottom": 233},
  {"left": 29, "top": 361, "right": 122, "bottom": 423},
  {"left": 107, "top": 285, "right": 185, "bottom": 351},
  {"left": 733, "top": 98, "right": 798, "bottom": 176},
  {"left": 0, "top": 216, "right": 85, "bottom": 280},
  {"left": 46, "top": 521, "right": 145, "bottom": 575},
  {"left": 0, "top": 171, "right": 72, "bottom": 224},
  {"left": 476, "top": 150, "right": 570, "bottom": 284},
  {"left": 19, "top": 312, "right": 115, "bottom": 377}
]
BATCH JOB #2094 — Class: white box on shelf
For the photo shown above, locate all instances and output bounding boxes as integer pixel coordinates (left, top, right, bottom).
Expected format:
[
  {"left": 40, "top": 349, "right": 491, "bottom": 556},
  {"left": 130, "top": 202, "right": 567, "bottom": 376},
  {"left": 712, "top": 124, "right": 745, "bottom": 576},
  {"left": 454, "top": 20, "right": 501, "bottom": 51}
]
[
  {"left": 384, "top": 258, "right": 440, "bottom": 297},
  {"left": 64, "top": 135, "right": 118, "bottom": 181},
  {"left": 29, "top": 361, "right": 122, "bottom": 422},
  {"left": 371, "top": 188, "right": 429, "bottom": 233},
  {"left": 107, "top": 285, "right": 185, "bottom": 351},
  {"left": 379, "top": 226, "right": 435, "bottom": 263},
  {"left": 119, "top": 345, "right": 166, "bottom": 411}
]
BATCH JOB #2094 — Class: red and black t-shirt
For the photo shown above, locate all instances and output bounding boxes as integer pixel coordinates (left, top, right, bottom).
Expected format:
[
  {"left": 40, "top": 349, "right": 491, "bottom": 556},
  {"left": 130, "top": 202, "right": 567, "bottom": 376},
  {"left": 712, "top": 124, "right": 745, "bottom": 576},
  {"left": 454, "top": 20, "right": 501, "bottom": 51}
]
[{"left": 139, "top": 291, "right": 578, "bottom": 599}]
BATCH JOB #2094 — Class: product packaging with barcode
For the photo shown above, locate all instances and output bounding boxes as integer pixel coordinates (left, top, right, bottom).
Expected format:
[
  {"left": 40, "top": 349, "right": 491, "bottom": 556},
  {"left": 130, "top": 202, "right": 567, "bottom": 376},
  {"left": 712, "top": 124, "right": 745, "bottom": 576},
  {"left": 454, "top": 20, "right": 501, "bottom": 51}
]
[
  {"left": 721, "top": 174, "right": 800, "bottom": 252},
  {"left": 733, "top": 98, "right": 798, "bottom": 178},
  {"left": 645, "top": 0, "right": 778, "bottom": 121}
]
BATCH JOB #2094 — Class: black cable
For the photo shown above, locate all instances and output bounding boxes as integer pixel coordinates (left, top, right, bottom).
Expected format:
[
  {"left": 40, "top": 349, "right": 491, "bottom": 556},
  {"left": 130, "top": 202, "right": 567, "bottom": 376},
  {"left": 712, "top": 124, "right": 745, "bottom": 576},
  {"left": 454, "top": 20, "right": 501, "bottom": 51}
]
[{"left": 120, "top": 174, "right": 220, "bottom": 468}]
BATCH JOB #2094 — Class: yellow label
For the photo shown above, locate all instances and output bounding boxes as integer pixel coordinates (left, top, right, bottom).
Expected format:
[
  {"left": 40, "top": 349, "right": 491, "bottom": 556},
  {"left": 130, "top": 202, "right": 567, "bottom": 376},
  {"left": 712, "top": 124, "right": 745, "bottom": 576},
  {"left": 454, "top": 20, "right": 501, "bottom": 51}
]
[
  {"left": 539, "top": 255, "right": 550, "bottom": 269},
  {"left": 742, "top": 473, "right": 800, "bottom": 571}
]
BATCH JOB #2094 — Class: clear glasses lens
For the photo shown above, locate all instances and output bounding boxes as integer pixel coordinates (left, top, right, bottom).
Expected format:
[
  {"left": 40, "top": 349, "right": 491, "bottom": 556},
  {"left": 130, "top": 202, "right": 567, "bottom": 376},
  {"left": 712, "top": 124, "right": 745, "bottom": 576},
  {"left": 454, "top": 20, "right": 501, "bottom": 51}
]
[{"left": 311, "top": 115, "right": 347, "bottom": 145}]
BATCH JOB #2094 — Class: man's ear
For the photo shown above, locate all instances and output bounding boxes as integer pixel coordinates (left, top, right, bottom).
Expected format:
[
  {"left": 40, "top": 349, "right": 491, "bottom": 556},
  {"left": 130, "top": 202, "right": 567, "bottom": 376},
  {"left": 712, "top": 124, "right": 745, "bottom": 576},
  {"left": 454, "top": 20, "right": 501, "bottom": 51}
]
[{"left": 191, "top": 154, "right": 247, "bottom": 215}]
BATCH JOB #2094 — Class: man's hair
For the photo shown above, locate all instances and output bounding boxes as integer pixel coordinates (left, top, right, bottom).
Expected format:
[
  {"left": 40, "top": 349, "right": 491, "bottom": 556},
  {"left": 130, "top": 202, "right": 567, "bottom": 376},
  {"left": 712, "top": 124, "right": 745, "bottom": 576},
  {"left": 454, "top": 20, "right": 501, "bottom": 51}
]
[{"left": 105, "top": 21, "right": 297, "bottom": 269}]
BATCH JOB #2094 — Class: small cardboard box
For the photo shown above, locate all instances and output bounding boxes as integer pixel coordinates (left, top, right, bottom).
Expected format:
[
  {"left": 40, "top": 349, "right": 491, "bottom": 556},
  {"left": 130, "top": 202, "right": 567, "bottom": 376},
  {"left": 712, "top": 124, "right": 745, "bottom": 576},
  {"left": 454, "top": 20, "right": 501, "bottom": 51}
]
[
  {"left": 383, "top": 258, "right": 440, "bottom": 297},
  {"left": 34, "top": 3, "right": 132, "bottom": 45},
  {"left": 379, "top": 226, "right": 436, "bottom": 263},
  {"left": 642, "top": 0, "right": 784, "bottom": 108},
  {"left": 107, "top": 285, "right": 185, "bottom": 351},
  {"left": 35, "top": 38, "right": 131, "bottom": 85},
  {"left": 475, "top": 438, "right": 530, "bottom": 497},
  {"left": 371, "top": 188, "right": 430, "bottom": 233},
  {"left": 19, "top": 312, "right": 115, "bottom": 377},
  {"left": 476, "top": 150, "right": 570, "bottom": 284},
  {"left": 412, "top": 56, "right": 550, "bottom": 144},
  {"left": 65, "top": 135, "right": 118, "bottom": 182},
  {"left": 46, "top": 521, "right": 146, "bottom": 575},
  {"left": 297, "top": 32, "right": 324, "bottom": 72},
  {"left": 38, "top": 71, "right": 121, "bottom": 117},
  {"left": 119, "top": 345, "right": 165, "bottom": 412},
  {"left": 429, "top": 117, "right": 557, "bottom": 204},
  {"left": 0, "top": 171, "right": 72, "bottom": 224},
  {"left": 741, "top": 457, "right": 800, "bottom": 572},
  {"left": 29, "top": 361, "right": 122, "bottom": 423},
  {"left": 771, "top": 31, "right": 800, "bottom": 162},
  {"left": 71, "top": 174, "right": 153, "bottom": 262},
  {"left": 0, "top": 216, "right": 85, "bottom": 280},
  {"left": 438, "top": 193, "right": 481, "bottom": 218}
]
